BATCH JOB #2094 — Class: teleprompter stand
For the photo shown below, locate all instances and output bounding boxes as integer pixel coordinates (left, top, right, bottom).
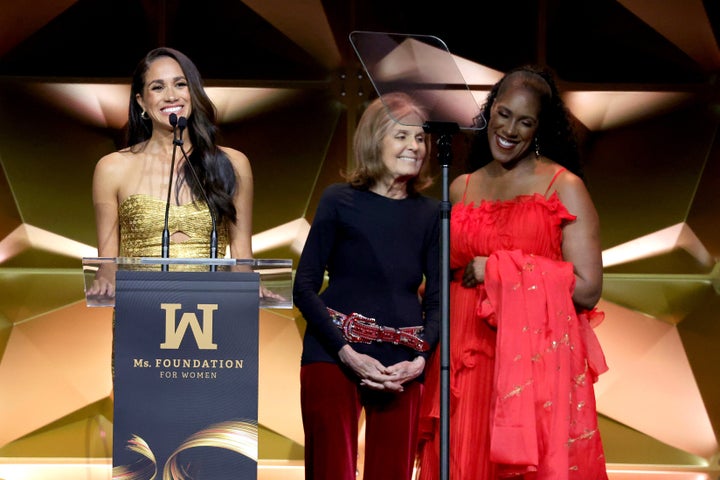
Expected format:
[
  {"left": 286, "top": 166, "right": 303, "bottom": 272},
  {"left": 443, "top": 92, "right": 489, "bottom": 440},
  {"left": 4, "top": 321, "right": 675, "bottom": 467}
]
[{"left": 350, "top": 31, "right": 485, "bottom": 480}]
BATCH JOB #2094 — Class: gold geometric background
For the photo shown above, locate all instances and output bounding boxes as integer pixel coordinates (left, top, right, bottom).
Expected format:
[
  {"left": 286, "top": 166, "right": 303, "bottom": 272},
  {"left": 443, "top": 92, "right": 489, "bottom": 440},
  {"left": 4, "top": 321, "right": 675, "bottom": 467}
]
[{"left": 0, "top": 0, "right": 719, "bottom": 478}]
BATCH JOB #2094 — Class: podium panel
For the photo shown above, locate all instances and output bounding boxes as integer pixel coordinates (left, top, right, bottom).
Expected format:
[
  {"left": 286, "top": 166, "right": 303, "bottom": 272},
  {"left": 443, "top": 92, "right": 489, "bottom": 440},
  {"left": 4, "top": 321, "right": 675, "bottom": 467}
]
[
  {"left": 112, "top": 270, "right": 260, "bottom": 480},
  {"left": 82, "top": 256, "right": 293, "bottom": 309}
]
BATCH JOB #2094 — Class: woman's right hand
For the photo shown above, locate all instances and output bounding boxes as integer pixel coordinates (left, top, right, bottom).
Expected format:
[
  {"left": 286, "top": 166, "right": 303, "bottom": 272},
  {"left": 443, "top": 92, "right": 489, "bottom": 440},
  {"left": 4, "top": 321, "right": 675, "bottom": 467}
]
[
  {"left": 462, "top": 256, "right": 487, "bottom": 288},
  {"left": 338, "top": 345, "right": 400, "bottom": 391},
  {"left": 87, "top": 277, "right": 115, "bottom": 297},
  {"left": 86, "top": 263, "right": 117, "bottom": 297}
]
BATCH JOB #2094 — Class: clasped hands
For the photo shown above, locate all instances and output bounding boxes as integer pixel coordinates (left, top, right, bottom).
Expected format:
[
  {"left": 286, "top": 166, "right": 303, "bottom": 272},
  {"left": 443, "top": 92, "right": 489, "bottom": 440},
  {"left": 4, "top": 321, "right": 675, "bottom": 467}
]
[{"left": 338, "top": 344, "right": 425, "bottom": 393}]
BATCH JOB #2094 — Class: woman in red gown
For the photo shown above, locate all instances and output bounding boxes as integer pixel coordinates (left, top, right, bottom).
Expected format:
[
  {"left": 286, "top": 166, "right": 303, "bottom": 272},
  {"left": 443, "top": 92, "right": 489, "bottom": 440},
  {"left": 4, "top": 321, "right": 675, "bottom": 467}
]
[{"left": 416, "top": 66, "right": 608, "bottom": 480}]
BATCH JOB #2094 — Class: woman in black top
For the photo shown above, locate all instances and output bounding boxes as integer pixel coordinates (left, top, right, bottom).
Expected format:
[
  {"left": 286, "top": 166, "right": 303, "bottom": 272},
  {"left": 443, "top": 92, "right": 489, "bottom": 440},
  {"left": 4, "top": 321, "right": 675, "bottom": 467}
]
[{"left": 293, "top": 92, "right": 441, "bottom": 480}]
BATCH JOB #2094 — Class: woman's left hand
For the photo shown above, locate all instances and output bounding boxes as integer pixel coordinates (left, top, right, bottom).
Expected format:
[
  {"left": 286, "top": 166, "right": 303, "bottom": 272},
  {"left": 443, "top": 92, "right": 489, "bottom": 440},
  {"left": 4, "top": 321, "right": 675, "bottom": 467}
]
[
  {"left": 259, "top": 285, "right": 285, "bottom": 301},
  {"left": 462, "top": 256, "right": 487, "bottom": 288},
  {"left": 360, "top": 356, "right": 426, "bottom": 393}
]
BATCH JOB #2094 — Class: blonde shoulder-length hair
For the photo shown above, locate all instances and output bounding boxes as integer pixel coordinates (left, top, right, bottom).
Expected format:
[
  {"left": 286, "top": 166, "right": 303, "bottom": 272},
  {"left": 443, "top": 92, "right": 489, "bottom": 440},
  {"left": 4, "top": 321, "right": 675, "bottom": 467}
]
[{"left": 346, "top": 92, "right": 434, "bottom": 195}]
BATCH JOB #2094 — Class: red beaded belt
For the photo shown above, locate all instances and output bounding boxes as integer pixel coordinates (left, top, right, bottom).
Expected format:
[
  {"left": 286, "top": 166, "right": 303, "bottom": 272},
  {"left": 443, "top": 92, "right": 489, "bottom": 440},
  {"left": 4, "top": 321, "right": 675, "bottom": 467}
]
[{"left": 327, "top": 307, "right": 429, "bottom": 352}]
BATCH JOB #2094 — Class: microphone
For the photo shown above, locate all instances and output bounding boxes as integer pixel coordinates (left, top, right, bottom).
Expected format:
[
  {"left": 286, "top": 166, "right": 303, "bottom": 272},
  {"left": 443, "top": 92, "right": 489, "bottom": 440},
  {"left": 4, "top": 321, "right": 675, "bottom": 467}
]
[
  {"left": 161, "top": 113, "right": 180, "bottom": 268},
  {"left": 175, "top": 116, "right": 219, "bottom": 260}
]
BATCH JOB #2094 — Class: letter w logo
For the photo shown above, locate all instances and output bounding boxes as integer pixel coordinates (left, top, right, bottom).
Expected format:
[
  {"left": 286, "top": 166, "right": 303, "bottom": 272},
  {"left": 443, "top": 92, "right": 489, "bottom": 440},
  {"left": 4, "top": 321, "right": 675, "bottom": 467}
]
[{"left": 160, "top": 303, "right": 219, "bottom": 350}]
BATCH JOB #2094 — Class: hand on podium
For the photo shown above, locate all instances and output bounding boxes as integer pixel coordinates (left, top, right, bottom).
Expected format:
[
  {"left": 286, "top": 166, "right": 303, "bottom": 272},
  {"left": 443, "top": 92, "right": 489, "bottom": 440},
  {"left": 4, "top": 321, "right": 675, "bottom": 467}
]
[
  {"left": 87, "top": 262, "right": 118, "bottom": 298},
  {"left": 259, "top": 284, "right": 285, "bottom": 302},
  {"left": 231, "top": 262, "right": 287, "bottom": 303}
]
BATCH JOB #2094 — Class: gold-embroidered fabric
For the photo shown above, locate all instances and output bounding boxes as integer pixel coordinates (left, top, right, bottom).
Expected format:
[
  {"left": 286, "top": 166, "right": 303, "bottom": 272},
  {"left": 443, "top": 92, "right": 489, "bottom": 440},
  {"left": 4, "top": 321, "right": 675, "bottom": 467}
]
[{"left": 119, "top": 194, "right": 229, "bottom": 259}]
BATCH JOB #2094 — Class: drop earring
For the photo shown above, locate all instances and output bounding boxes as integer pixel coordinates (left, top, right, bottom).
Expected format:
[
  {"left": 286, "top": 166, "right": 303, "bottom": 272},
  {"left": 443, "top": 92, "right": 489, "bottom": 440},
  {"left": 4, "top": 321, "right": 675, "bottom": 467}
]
[{"left": 534, "top": 137, "right": 541, "bottom": 159}]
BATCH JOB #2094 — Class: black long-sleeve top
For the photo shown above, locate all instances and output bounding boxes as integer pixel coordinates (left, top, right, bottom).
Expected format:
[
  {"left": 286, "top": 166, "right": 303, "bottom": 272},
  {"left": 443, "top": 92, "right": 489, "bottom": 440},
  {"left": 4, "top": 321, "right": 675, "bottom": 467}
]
[{"left": 293, "top": 183, "right": 441, "bottom": 370}]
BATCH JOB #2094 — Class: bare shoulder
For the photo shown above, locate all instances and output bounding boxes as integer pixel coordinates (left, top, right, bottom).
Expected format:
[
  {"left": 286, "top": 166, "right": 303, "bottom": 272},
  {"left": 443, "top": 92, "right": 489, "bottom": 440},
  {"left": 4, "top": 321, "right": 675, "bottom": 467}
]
[
  {"left": 449, "top": 173, "right": 470, "bottom": 203},
  {"left": 552, "top": 167, "right": 589, "bottom": 195},
  {"left": 450, "top": 173, "right": 469, "bottom": 191},
  {"left": 93, "top": 150, "right": 136, "bottom": 203},
  {"left": 220, "top": 146, "right": 252, "bottom": 177},
  {"left": 551, "top": 166, "right": 597, "bottom": 218},
  {"left": 94, "top": 149, "right": 134, "bottom": 179}
]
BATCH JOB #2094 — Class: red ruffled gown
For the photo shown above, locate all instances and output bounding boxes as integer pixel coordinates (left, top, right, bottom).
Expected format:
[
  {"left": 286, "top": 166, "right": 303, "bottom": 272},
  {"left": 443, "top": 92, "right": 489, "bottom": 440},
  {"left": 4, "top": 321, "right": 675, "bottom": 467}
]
[{"left": 416, "top": 188, "right": 609, "bottom": 480}]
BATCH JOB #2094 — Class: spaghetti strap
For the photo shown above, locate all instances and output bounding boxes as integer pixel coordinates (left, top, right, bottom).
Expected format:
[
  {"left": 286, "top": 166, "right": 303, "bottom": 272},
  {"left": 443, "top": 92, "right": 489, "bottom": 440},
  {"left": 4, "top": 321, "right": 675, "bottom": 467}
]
[
  {"left": 461, "top": 173, "right": 472, "bottom": 203},
  {"left": 544, "top": 168, "right": 566, "bottom": 197}
]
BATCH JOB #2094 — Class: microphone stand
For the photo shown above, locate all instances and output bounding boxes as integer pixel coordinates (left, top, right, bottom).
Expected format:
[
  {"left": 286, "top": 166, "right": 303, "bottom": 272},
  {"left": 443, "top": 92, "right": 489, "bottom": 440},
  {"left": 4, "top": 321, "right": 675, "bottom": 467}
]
[
  {"left": 161, "top": 113, "right": 180, "bottom": 271},
  {"left": 174, "top": 116, "right": 219, "bottom": 271},
  {"left": 423, "top": 120, "right": 459, "bottom": 480}
]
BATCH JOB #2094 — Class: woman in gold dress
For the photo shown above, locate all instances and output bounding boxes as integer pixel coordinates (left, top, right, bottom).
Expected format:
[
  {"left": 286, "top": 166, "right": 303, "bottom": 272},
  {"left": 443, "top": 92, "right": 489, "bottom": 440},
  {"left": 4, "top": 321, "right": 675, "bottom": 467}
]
[{"left": 89, "top": 47, "right": 254, "bottom": 295}]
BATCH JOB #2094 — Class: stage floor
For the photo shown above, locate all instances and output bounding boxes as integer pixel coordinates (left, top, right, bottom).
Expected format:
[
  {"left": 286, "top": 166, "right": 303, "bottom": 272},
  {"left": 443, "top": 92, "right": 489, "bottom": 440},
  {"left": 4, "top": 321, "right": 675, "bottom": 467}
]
[
  {"left": 0, "top": 458, "right": 715, "bottom": 480},
  {"left": 0, "top": 458, "right": 305, "bottom": 480}
]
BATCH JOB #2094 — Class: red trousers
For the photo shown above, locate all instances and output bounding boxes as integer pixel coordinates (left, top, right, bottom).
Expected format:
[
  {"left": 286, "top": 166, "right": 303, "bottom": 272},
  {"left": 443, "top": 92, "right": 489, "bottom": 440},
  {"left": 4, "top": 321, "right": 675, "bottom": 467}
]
[{"left": 301, "top": 362, "right": 422, "bottom": 480}]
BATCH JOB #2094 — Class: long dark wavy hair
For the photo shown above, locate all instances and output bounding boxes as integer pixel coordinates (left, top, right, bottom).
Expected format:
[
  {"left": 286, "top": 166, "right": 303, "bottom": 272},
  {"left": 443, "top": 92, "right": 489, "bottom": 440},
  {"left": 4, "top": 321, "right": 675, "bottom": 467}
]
[
  {"left": 467, "top": 65, "right": 584, "bottom": 179},
  {"left": 127, "top": 47, "right": 237, "bottom": 225}
]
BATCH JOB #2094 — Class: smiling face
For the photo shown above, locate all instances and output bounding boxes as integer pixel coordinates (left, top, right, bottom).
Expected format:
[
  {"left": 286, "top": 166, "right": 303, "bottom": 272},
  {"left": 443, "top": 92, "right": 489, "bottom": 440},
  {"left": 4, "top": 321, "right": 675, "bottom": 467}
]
[
  {"left": 379, "top": 113, "right": 427, "bottom": 184},
  {"left": 135, "top": 56, "right": 192, "bottom": 129},
  {"left": 487, "top": 84, "right": 541, "bottom": 165}
]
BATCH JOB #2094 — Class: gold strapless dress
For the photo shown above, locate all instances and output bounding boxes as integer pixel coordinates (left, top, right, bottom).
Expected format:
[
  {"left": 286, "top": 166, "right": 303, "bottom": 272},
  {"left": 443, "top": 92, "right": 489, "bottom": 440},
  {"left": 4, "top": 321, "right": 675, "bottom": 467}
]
[{"left": 119, "top": 194, "right": 229, "bottom": 259}]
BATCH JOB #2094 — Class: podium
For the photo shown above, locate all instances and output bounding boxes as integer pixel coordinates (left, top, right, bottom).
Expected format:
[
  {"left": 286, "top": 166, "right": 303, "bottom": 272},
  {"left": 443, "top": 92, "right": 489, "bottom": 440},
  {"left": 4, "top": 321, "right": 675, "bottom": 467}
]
[{"left": 82, "top": 256, "right": 293, "bottom": 480}]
